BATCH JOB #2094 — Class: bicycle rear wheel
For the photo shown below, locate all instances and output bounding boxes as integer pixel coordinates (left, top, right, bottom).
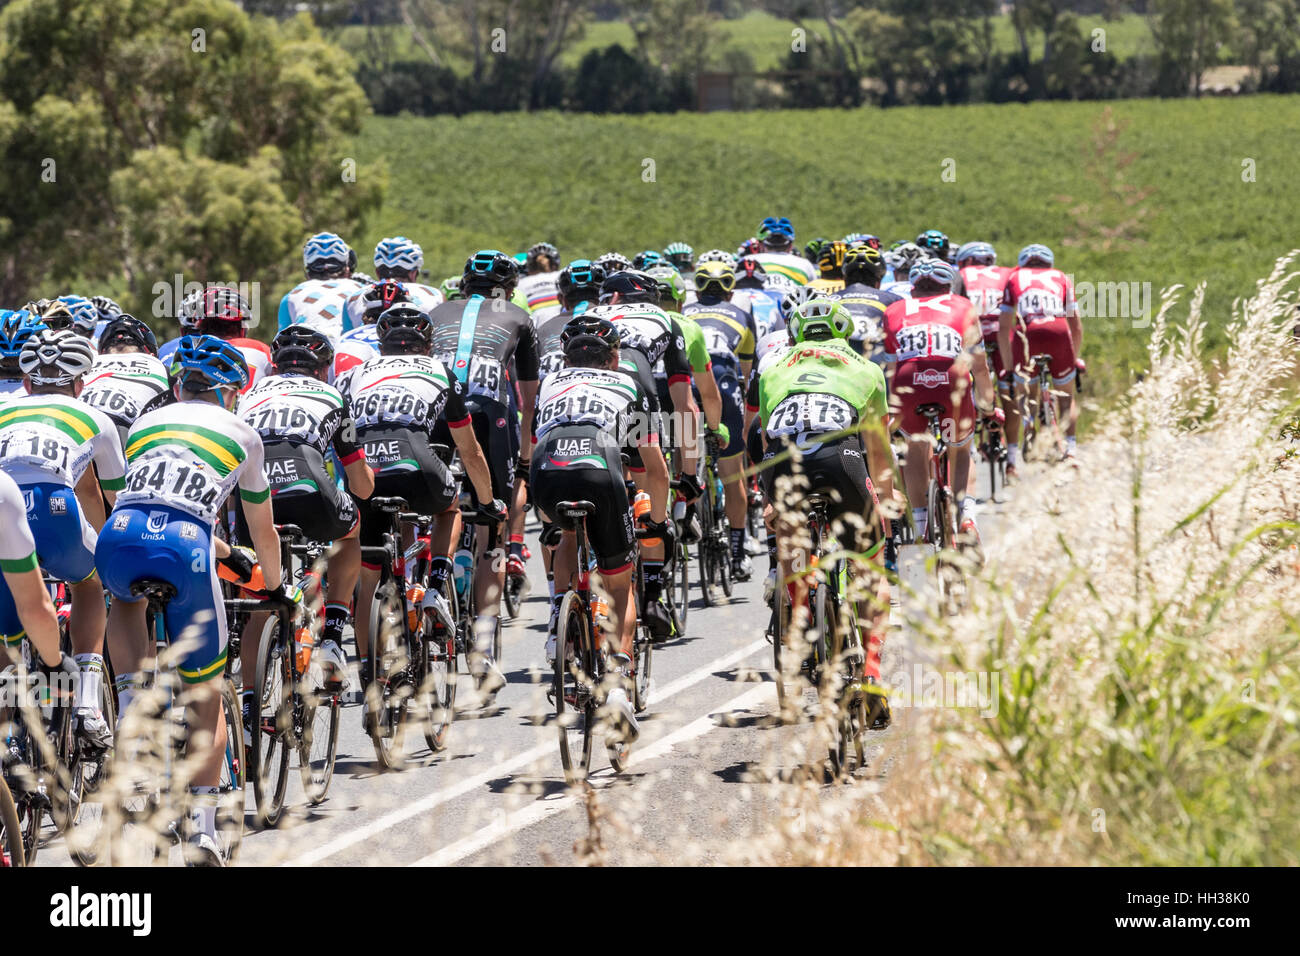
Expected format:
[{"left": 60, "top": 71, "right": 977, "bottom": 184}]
[
  {"left": 250, "top": 617, "right": 291, "bottom": 827},
  {"left": 555, "top": 591, "right": 596, "bottom": 785},
  {"left": 67, "top": 681, "right": 115, "bottom": 866},
  {"left": 697, "top": 495, "right": 716, "bottom": 607},
  {"left": 0, "top": 775, "right": 23, "bottom": 867},
  {"left": 821, "top": 586, "right": 865, "bottom": 778},
  {"left": 633, "top": 623, "right": 653, "bottom": 713},
  {"left": 216, "top": 678, "right": 246, "bottom": 865},
  {"left": 673, "top": 541, "right": 690, "bottom": 630},
  {"left": 368, "top": 581, "right": 414, "bottom": 771}
]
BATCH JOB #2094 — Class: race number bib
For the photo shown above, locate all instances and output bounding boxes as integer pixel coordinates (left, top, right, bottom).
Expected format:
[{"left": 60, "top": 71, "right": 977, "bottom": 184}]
[
  {"left": 1017, "top": 289, "right": 1065, "bottom": 321},
  {"left": 766, "top": 393, "right": 854, "bottom": 439},
  {"left": 121, "top": 458, "right": 222, "bottom": 514},
  {"left": 895, "top": 323, "right": 964, "bottom": 360},
  {"left": 350, "top": 389, "right": 432, "bottom": 429},
  {"left": 82, "top": 387, "right": 141, "bottom": 422}
]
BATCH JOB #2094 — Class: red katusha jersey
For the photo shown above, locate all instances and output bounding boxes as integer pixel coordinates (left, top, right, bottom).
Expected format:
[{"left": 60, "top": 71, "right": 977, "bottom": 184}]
[
  {"left": 883, "top": 292, "right": 979, "bottom": 438},
  {"left": 999, "top": 268, "right": 1078, "bottom": 326},
  {"left": 959, "top": 265, "right": 1012, "bottom": 339}
]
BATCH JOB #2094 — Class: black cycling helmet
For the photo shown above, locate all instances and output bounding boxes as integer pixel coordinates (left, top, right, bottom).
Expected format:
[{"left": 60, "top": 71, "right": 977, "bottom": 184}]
[
  {"left": 561, "top": 315, "right": 620, "bottom": 353},
  {"left": 557, "top": 259, "right": 606, "bottom": 303},
  {"left": 843, "top": 244, "right": 887, "bottom": 285},
  {"left": 598, "top": 270, "right": 659, "bottom": 305},
  {"left": 359, "top": 279, "right": 411, "bottom": 323},
  {"left": 376, "top": 305, "right": 433, "bottom": 353},
  {"left": 462, "top": 249, "right": 519, "bottom": 291},
  {"left": 734, "top": 257, "right": 768, "bottom": 288},
  {"left": 97, "top": 314, "right": 158, "bottom": 356},
  {"left": 272, "top": 325, "right": 334, "bottom": 372}
]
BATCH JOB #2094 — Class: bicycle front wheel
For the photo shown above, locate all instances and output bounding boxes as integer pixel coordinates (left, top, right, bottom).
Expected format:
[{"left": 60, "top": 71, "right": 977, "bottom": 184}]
[
  {"left": 555, "top": 591, "right": 596, "bottom": 785},
  {"left": 67, "top": 680, "right": 115, "bottom": 866},
  {"left": 216, "top": 678, "right": 246, "bottom": 865},
  {"left": 299, "top": 682, "right": 340, "bottom": 806},
  {"left": 368, "top": 582, "right": 413, "bottom": 772},
  {"left": 251, "top": 617, "right": 291, "bottom": 827},
  {"left": 673, "top": 542, "right": 690, "bottom": 631}
]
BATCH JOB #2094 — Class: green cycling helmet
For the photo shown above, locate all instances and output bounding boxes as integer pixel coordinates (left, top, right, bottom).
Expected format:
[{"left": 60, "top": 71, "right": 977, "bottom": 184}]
[
  {"left": 440, "top": 276, "right": 463, "bottom": 301},
  {"left": 644, "top": 265, "right": 686, "bottom": 308},
  {"left": 788, "top": 298, "right": 853, "bottom": 344}
]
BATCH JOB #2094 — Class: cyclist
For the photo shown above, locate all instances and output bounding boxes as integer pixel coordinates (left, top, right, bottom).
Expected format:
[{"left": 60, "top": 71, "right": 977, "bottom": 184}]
[
  {"left": 278, "top": 232, "right": 364, "bottom": 341},
  {"left": 0, "top": 330, "right": 125, "bottom": 749},
  {"left": 883, "top": 259, "right": 997, "bottom": 547},
  {"left": 426, "top": 251, "right": 538, "bottom": 695},
  {"left": 343, "top": 237, "right": 444, "bottom": 335},
  {"left": 732, "top": 257, "right": 784, "bottom": 338},
  {"left": 594, "top": 252, "right": 632, "bottom": 275},
  {"left": 833, "top": 244, "right": 901, "bottom": 363},
  {"left": 663, "top": 242, "right": 694, "bottom": 278},
  {"left": 685, "top": 262, "right": 758, "bottom": 580},
  {"left": 538, "top": 260, "right": 603, "bottom": 384},
  {"left": 337, "top": 306, "right": 506, "bottom": 694},
  {"left": 96, "top": 334, "right": 286, "bottom": 865},
  {"left": 41, "top": 296, "right": 101, "bottom": 343},
  {"left": 579, "top": 271, "right": 700, "bottom": 638},
  {"left": 748, "top": 217, "right": 816, "bottom": 286},
  {"left": 756, "top": 299, "right": 893, "bottom": 726},
  {"left": 998, "top": 243, "right": 1082, "bottom": 468},
  {"left": 0, "top": 310, "right": 43, "bottom": 403},
  {"left": 0, "top": 468, "right": 74, "bottom": 682},
  {"left": 808, "top": 240, "right": 849, "bottom": 294},
  {"left": 335, "top": 279, "right": 412, "bottom": 378},
  {"left": 89, "top": 295, "right": 123, "bottom": 345},
  {"left": 881, "top": 242, "right": 926, "bottom": 294},
  {"left": 530, "top": 316, "right": 674, "bottom": 743},
  {"left": 955, "top": 241, "right": 1012, "bottom": 415},
  {"left": 157, "top": 287, "right": 205, "bottom": 365},
  {"left": 189, "top": 287, "right": 271, "bottom": 392},
  {"left": 517, "top": 242, "right": 563, "bottom": 324},
  {"left": 916, "top": 231, "right": 966, "bottom": 295},
  {"left": 80, "top": 314, "right": 173, "bottom": 447},
  {"left": 236, "top": 326, "right": 375, "bottom": 692},
  {"left": 803, "top": 237, "right": 831, "bottom": 266},
  {"left": 632, "top": 250, "right": 665, "bottom": 272}
]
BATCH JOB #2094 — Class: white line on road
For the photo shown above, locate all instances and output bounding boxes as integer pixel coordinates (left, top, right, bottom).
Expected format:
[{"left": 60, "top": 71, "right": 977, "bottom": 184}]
[
  {"left": 409, "top": 681, "right": 773, "bottom": 866},
  {"left": 281, "top": 637, "right": 768, "bottom": 866}
]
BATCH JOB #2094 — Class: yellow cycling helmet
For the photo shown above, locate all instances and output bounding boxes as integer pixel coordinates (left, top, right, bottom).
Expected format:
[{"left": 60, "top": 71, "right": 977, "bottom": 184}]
[
  {"left": 817, "top": 240, "right": 848, "bottom": 279},
  {"left": 693, "top": 261, "right": 736, "bottom": 296}
]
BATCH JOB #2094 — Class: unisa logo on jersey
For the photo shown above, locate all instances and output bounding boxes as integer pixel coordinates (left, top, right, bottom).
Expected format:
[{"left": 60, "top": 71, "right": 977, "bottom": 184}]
[{"left": 147, "top": 511, "right": 169, "bottom": 536}]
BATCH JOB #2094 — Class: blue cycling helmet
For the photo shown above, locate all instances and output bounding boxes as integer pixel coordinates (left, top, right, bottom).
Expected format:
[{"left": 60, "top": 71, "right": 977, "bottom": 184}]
[
  {"left": 0, "top": 310, "right": 43, "bottom": 362},
  {"left": 175, "top": 334, "right": 249, "bottom": 392},
  {"left": 1018, "top": 243, "right": 1054, "bottom": 268},
  {"left": 557, "top": 259, "right": 606, "bottom": 301},
  {"left": 373, "top": 236, "right": 424, "bottom": 275},
  {"left": 956, "top": 241, "right": 997, "bottom": 266},
  {"left": 463, "top": 249, "right": 519, "bottom": 289},
  {"left": 908, "top": 257, "right": 957, "bottom": 289},
  {"left": 303, "top": 232, "right": 352, "bottom": 275},
  {"left": 52, "top": 295, "right": 100, "bottom": 335},
  {"left": 632, "top": 249, "right": 665, "bottom": 271}
]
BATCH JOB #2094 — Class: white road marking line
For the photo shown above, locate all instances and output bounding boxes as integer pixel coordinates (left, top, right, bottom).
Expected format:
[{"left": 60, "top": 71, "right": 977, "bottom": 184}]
[
  {"left": 409, "top": 681, "right": 773, "bottom": 866},
  {"left": 281, "top": 637, "right": 768, "bottom": 866}
]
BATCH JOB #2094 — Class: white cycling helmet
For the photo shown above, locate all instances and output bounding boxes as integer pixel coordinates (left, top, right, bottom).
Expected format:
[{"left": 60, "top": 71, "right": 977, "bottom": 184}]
[
  {"left": 696, "top": 248, "right": 737, "bottom": 269},
  {"left": 374, "top": 236, "right": 424, "bottom": 273},
  {"left": 780, "top": 284, "right": 826, "bottom": 320},
  {"left": 19, "top": 328, "right": 96, "bottom": 385}
]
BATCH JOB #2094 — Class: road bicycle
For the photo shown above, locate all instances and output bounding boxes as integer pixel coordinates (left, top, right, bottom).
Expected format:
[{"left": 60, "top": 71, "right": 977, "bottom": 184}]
[
  {"left": 552, "top": 500, "right": 654, "bottom": 784},
  {"left": 770, "top": 493, "right": 868, "bottom": 777},
  {"left": 105, "top": 579, "right": 246, "bottom": 866},
  {"left": 0, "top": 773, "right": 22, "bottom": 866},
  {"left": 697, "top": 434, "right": 733, "bottom": 606},
  {"left": 975, "top": 408, "right": 1008, "bottom": 502},
  {"left": 232, "top": 525, "right": 339, "bottom": 827},
  {"left": 1020, "top": 353, "right": 1062, "bottom": 463},
  {"left": 915, "top": 403, "right": 970, "bottom": 616}
]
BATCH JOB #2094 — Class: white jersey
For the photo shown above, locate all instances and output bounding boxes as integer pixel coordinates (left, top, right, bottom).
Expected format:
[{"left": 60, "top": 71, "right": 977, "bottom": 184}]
[
  {"left": 0, "top": 378, "right": 26, "bottom": 405},
  {"left": 117, "top": 400, "right": 269, "bottom": 525},
  {"left": 881, "top": 280, "right": 914, "bottom": 299},
  {"left": 534, "top": 366, "right": 651, "bottom": 444},
  {"left": 80, "top": 354, "right": 172, "bottom": 435},
  {"left": 517, "top": 272, "right": 562, "bottom": 326},
  {"left": 237, "top": 372, "right": 356, "bottom": 457},
  {"left": 753, "top": 329, "right": 792, "bottom": 376},
  {"left": 750, "top": 252, "right": 816, "bottom": 286},
  {"left": 0, "top": 469, "right": 38, "bottom": 573},
  {"left": 337, "top": 354, "right": 468, "bottom": 436},
  {"left": 0, "top": 393, "right": 126, "bottom": 491},
  {"left": 278, "top": 277, "right": 366, "bottom": 341},
  {"left": 342, "top": 282, "right": 443, "bottom": 335},
  {"left": 333, "top": 323, "right": 381, "bottom": 378}
]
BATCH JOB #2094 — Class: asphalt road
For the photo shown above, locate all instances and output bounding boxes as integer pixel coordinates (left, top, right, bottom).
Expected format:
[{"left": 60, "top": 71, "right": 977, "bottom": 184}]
[{"left": 35, "top": 460, "right": 1011, "bottom": 867}]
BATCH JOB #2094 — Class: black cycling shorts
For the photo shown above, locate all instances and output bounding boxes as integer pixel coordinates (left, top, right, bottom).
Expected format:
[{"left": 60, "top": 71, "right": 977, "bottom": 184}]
[
  {"left": 235, "top": 441, "right": 357, "bottom": 545},
  {"left": 530, "top": 463, "right": 635, "bottom": 574},
  {"left": 432, "top": 398, "right": 514, "bottom": 503},
  {"left": 758, "top": 436, "right": 887, "bottom": 558},
  {"left": 355, "top": 427, "right": 458, "bottom": 549}
]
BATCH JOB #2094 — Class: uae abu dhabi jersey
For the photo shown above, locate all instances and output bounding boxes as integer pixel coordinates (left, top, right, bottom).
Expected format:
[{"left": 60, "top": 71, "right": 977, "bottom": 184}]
[
  {"left": 80, "top": 354, "right": 173, "bottom": 437},
  {"left": 341, "top": 282, "right": 444, "bottom": 335},
  {"left": 758, "top": 340, "right": 886, "bottom": 446},
  {"left": 0, "top": 393, "right": 126, "bottom": 491},
  {"left": 0, "top": 469, "right": 37, "bottom": 574},
  {"left": 278, "top": 277, "right": 366, "bottom": 341},
  {"left": 517, "top": 272, "right": 563, "bottom": 325},
  {"left": 427, "top": 295, "right": 539, "bottom": 407},
  {"left": 581, "top": 303, "right": 691, "bottom": 384},
  {"left": 118, "top": 400, "right": 269, "bottom": 525},
  {"left": 237, "top": 372, "right": 363, "bottom": 463},
  {"left": 533, "top": 366, "right": 656, "bottom": 472},
  {"left": 337, "top": 354, "right": 470, "bottom": 437}
]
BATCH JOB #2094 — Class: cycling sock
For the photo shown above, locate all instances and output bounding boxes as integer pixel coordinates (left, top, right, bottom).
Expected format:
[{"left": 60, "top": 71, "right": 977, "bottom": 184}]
[
  {"left": 1066, "top": 435, "right": 1077, "bottom": 453},
  {"left": 642, "top": 562, "right": 664, "bottom": 602},
  {"left": 509, "top": 534, "right": 525, "bottom": 560},
  {"left": 187, "top": 789, "right": 219, "bottom": 838},
  {"left": 766, "top": 533, "right": 778, "bottom": 571},
  {"left": 547, "top": 578, "right": 556, "bottom": 600},
  {"left": 74, "top": 653, "right": 105, "bottom": 713},
  {"left": 912, "top": 507, "right": 928, "bottom": 536},
  {"left": 730, "top": 527, "right": 746, "bottom": 562},
  {"left": 864, "top": 630, "right": 884, "bottom": 681},
  {"left": 960, "top": 496, "right": 977, "bottom": 521},
  {"left": 1007, "top": 444, "right": 1018, "bottom": 467},
  {"left": 472, "top": 616, "right": 498, "bottom": 658},
  {"left": 323, "top": 603, "right": 350, "bottom": 645},
  {"left": 115, "top": 672, "right": 143, "bottom": 721},
  {"left": 428, "top": 556, "right": 453, "bottom": 592}
]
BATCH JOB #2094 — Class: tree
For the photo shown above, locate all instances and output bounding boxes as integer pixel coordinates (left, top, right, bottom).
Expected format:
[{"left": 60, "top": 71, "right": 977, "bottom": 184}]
[
  {"left": 0, "top": 0, "right": 385, "bottom": 316},
  {"left": 1234, "top": 0, "right": 1300, "bottom": 92},
  {"left": 624, "top": 0, "right": 721, "bottom": 76},
  {"left": 1149, "top": 0, "right": 1235, "bottom": 96}
]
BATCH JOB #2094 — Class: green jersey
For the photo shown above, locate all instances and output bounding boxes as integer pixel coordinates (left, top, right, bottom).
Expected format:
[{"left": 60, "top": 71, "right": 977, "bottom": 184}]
[
  {"left": 672, "top": 314, "right": 712, "bottom": 376},
  {"left": 757, "top": 340, "right": 886, "bottom": 443}
]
